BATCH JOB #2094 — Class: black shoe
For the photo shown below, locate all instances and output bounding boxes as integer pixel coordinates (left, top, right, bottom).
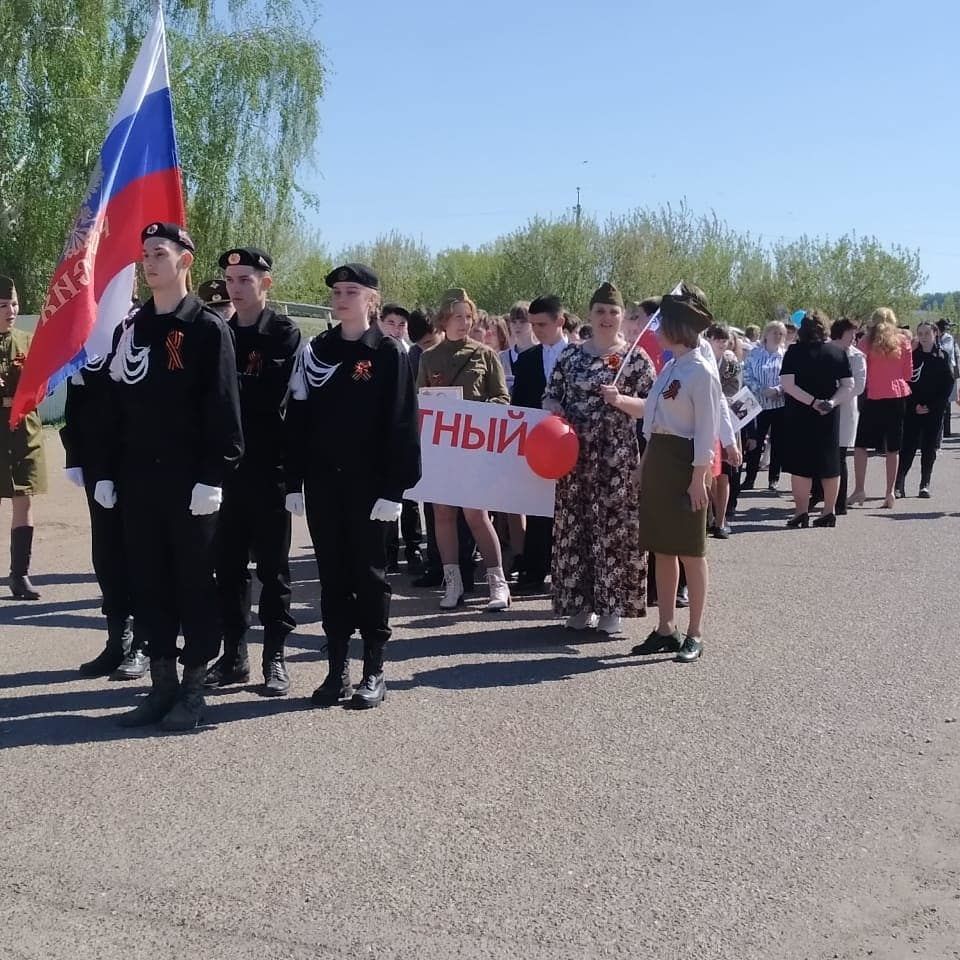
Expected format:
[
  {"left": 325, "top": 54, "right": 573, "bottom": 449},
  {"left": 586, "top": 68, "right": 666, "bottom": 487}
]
[
  {"left": 80, "top": 615, "right": 132, "bottom": 677},
  {"left": 9, "top": 526, "right": 40, "bottom": 600},
  {"left": 812, "top": 513, "right": 836, "bottom": 528},
  {"left": 110, "top": 647, "right": 148, "bottom": 680},
  {"left": 312, "top": 637, "right": 352, "bottom": 705},
  {"left": 713, "top": 524, "right": 731, "bottom": 539},
  {"left": 117, "top": 658, "right": 180, "bottom": 727},
  {"left": 508, "top": 556, "right": 525, "bottom": 582},
  {"left": 894, "top": 486, "right": 906, "bottom": 499},
  {"left": 675, "top": 635, "right": 703, "bottom": 662},
  {"left": 835, "top": 506, "right": 847, "bottom": 516},
  {"left": 675, "top": 586, "right": 689, "bottom": 608},
  {"left": 350, "top": 672, "right": 386, "bottom": 709},
  {"left": 786, "top": 513, "right": 809, "bottom": 529},
  {"left": 160, "top": 664, "right": 207, "bottom": 731},
  {"left": 405, "top": 546, "right": 424, "bottom": 572},
  {"left": 512, "top": 578, "right": 547, "bottom": 595},
  {"left": 202, "top": 645, "right": 250, "bottom": 688},
  {"left": 632, "top": 628, "right": 683, "bottom": 655},
  {"left": 412, "top": 568, "right": 443, "bottom": 589},
  {"left": 918, "top": 480, "right": 932, "bottom": 498},
  {"left": 262, "top": 645, "right": 289, "bottom": 697}
]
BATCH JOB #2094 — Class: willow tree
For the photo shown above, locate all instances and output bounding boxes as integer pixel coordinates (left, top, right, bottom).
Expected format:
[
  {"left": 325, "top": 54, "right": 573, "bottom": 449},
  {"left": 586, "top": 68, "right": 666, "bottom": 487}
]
[{"left": 0, "top": 0, "right": 324, "bottom": 308}]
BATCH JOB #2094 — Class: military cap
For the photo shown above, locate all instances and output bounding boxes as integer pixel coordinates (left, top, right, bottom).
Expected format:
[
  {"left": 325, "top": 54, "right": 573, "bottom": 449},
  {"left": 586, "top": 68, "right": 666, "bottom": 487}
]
[
  {"left": 325, "top": 262, "right": 379, "bottom": 290},
  {"left": 659, "top": 281, "right": 714, "bottom": 333},
  {"left": 590, "top": 281, "right": 624, "bottom": 309},
  {"left": 218, "top": 246, "right": 273, "bottom": 271},
  {"left": 441, "top": 287, "right": 470, "bottom": 306},
  {"left": 141, "top": 221, "right": 195, "bottom": 252},
  {"left": 197, "top": 278, "right": 230, "bottom": 306},
  {"left": 0, "top": 276, "right": 16, "bottom": 300}
]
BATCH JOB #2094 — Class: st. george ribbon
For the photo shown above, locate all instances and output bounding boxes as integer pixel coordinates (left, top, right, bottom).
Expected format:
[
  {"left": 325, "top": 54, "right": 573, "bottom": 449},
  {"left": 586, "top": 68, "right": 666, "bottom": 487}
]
[{"left": 11, "top": 5, "right": 186, "bottom": 426}]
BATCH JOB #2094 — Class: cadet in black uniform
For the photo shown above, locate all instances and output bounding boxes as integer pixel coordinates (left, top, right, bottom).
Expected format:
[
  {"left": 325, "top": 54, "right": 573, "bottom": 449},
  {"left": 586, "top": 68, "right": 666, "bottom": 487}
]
[
  {"left": 285, "top": 263, "right": 420, "bottom": 709},
  {"left": 63, "top": 314, "right": 146, "bottom": 681},
  {"left": 203, "top": 246, "right": 300, "bottom": 696},
  {"left": 197, "top": 278, "right": 235, "bottom": 322},
  {"left": 92, "top": 222, "right": 243, "bottom": 731}
]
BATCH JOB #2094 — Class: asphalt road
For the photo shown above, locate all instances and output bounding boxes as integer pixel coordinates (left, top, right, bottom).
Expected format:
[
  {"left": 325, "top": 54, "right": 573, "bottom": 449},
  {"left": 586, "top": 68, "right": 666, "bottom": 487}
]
[{"left": 1, "top": 432, "right": 958, "bottom": 959}]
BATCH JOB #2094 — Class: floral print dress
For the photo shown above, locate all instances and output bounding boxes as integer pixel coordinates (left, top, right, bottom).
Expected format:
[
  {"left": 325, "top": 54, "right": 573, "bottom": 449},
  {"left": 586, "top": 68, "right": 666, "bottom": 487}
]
[{"left": 545, "top": 342, "right": 655, "bottom": 617}]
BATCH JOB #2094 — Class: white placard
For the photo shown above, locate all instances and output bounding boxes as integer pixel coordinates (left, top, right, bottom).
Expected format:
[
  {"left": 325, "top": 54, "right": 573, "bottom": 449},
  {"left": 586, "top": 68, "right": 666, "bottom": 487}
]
[
  {"left": 727, "top": 386, "right": 762, "bottom": 428},
  {"left": 418, "top": 386, "right": 463, "bottom": 399},
  {"left": 404, "top": 396, "right": 557, "bottom": 517}
]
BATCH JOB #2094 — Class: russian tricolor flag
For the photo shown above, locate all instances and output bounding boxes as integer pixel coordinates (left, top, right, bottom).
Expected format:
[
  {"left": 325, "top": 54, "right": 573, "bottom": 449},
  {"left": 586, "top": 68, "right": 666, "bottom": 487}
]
[{"left": 12, "top": 6, "right": 185, "bottom": 426}]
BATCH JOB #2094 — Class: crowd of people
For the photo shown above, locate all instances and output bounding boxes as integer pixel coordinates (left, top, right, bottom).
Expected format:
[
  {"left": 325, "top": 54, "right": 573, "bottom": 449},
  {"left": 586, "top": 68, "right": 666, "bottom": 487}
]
[{"left": 0, "top": 226, "right": 957, "bottom": 727}]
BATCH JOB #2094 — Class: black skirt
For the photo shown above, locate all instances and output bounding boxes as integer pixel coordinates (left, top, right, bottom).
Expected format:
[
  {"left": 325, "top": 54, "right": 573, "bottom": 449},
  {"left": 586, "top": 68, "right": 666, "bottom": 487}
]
[
  {"left": 780, "top": 398, "right": 842, "bottom": 480},
  {"left": 855, "top": 397, "right": 906, "bottom": 453}
]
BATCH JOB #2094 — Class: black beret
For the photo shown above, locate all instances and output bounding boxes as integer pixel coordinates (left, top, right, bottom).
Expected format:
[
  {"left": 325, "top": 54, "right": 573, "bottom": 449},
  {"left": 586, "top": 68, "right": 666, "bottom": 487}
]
[
  {"left": 590, "top": 281, "right": 624, "bottom": 309},
  {"left": 659, "top": 282, "right": 715, "bottom": 333},
  {"left": 197, "top": 278, "right": 230, "bottom": 306},
  {"left": 218, "top": 246, "right": 273, "bottom": 271},
  {"left": 325, "top": 262, "right": 379, "bottom": 290},
  {"left": 0, "top": 275, "right": 15, "bottom": 300},
  {"left": 141, "top": 221, "right": 195, "bottom": 252}
]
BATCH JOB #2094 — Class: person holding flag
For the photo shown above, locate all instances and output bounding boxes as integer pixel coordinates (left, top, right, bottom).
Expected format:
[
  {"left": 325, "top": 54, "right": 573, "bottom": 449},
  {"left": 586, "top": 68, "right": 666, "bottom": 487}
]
[
  {"left": 93, "top": 222, "right": 243, "bottom": 731},
  {"left": 0, "top": 276, "right": 47, "bottom": 601}
]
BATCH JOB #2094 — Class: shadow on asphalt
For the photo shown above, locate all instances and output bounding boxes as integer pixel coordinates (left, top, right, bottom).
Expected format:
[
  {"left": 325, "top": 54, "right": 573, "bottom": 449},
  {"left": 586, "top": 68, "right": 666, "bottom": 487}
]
[
  {"left": 388, "top": 624, "right": 581, "bottom": 662},
  {"left": 0, "top": 669, "right": 80, "bottom": 690},
  {"left": 388, "top": 651, "right": 675, "bottom": 692},
  {"left": 0, "top": 596, "right": 103, "bottom": 630}
]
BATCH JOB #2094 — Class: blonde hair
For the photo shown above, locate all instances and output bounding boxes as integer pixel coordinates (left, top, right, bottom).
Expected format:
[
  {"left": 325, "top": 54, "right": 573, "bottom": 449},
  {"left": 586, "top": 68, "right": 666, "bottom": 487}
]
[
  {"left": 762, "top": 320, "right": 786, "bottom": 346},
  {"left": 864, "top": 307, "right": 903, "bottom": 358},
  {"left": 436, "top": 291, "right": 478, "bottom": 331}
]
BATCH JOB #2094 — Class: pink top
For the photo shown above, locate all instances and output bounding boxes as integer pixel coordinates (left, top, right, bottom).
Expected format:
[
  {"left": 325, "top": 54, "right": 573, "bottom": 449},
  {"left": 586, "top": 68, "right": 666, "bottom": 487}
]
[{"left": 863, "top": 336, "right": 913, "bottom": 400}]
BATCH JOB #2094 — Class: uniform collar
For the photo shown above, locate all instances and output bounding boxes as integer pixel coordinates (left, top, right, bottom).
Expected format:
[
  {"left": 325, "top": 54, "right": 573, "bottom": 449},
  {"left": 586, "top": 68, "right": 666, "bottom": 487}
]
[
  {"left": 145, "top": 294, "right": 205, "bottom": 323},
  {"left": 230, "top": 307, "right": 273, "bottom": 336}
]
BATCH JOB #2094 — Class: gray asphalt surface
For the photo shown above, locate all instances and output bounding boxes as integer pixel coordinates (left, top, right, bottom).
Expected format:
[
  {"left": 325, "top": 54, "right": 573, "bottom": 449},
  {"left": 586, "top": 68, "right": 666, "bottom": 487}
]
[{"left": 1, "top": 432, "right": 958, "bottom": 960}]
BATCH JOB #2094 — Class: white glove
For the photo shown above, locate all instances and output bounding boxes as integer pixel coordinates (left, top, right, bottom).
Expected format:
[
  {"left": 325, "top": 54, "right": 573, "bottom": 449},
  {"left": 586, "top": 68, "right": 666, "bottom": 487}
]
[
  {"left": 189, "top": 483, "right": 222, "bottom": 516},
  {"left": 370, "top": 498, "right": 403, "bottom": 523},
  {"left": 94, "top": 480, "right": 117, "bottom": 509},
  {"left": 285, "top": 493, "right": 305, "bottom": 516},
  {"left": 65, "top": 467, "right": 85, "bottom": 488}
]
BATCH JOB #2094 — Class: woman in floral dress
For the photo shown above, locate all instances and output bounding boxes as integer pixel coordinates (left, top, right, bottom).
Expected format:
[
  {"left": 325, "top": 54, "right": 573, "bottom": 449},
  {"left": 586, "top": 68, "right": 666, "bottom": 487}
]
[{"left": 543, "top": 282, "right": 655, "bottom": 635}]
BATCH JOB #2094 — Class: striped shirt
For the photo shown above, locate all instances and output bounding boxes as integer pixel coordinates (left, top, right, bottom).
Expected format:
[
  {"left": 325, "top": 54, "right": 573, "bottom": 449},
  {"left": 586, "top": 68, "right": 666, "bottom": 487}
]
[{"left": 744, "top": 346, "right": 785, "bottom": 410}]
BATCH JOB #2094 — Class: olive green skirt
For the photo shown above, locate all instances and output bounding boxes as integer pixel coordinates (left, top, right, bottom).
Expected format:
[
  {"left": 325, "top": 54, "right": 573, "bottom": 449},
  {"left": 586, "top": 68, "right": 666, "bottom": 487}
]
[{"left": 639, "top": 434, "right": 707, "bottom": 558}]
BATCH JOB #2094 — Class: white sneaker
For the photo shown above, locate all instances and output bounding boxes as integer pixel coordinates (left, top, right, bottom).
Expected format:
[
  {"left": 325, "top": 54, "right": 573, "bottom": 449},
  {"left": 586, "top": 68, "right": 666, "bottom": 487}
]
[
  {"left": 564, "top": 609, "right": 598, "bottom": 631},
  {"left": 597, "top": 614, "right": 623, "bottom": 635},
  {"left": 439, "top": 565, "right": 464, "bottom": 610},
  {"left": 484, "top": 567, "right": 511, "bottom": 612}
]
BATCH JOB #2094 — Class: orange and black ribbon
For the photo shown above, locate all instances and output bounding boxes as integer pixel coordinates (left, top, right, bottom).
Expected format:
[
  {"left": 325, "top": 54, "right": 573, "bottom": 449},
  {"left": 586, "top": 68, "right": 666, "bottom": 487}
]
[
  {"left": 245, "top": 350, "right": 262, "bottom": 377},
  {"left": 165, "top": 330, "right": 185, "bottom": 371}
]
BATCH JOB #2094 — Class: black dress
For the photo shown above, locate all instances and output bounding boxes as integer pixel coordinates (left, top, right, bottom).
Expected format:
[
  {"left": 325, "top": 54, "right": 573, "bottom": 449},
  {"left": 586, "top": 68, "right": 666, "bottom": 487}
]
[{"left": 780, "top": 340, "right": 853, "bottom": 480}]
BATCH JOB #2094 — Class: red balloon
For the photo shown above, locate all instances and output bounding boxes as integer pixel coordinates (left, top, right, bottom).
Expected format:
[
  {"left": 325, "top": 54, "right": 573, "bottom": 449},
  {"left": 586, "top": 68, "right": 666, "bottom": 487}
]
[{"left": 524, "top": 415, "right": 580, "bottom": 480}]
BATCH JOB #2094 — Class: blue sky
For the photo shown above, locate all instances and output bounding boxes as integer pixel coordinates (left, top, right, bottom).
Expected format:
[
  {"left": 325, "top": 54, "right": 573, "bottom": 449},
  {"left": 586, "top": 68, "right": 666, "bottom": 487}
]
[{"left": 304, "top": 0, "right": 957, "bottom": 290}]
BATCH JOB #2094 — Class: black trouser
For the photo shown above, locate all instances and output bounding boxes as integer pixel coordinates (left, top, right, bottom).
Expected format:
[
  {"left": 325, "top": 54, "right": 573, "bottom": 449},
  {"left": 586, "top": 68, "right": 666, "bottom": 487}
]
[
  {"left": 899, "top": 409, "right": 943, "bottom": 487},
  {"left": 305, "top": 476, "right": 391, "bottom": 647},
  {"left": 810, "top": 449, "right": 848, "bottom": 512},
  {"left": 744, "top": 408, "right": 784, "bottom": 484},
  {"left": 387, "top": 499, "right": 423, "bottom": 561},
  {"left": 423, "top": 503, "right": 476, "bottom": 582},
  {"left": 522, "top": 515, "right": 553, "bottom": 583},
  {"left": 215, "top": 467, "right": 295, "bottom": 647},
  {"left": 944, "top": 404, "right": 953, "bottom": 438},
  {"left": 83, "top": 480, "right": 133, "bottom": 619},
  {"left": 120, "top": 471, "right": 221, "bottom": 667}
]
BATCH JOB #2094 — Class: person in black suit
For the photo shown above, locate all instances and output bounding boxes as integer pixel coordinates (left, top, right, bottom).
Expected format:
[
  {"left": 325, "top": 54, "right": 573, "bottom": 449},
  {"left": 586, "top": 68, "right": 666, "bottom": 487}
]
[{"left": 509, "top": 295, "right": 568, "bottom": 593}]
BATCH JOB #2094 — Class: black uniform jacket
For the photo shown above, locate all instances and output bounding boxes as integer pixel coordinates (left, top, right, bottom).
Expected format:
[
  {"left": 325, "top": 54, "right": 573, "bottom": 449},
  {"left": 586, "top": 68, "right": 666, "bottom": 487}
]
[
  {"left": 908, "top": 345, "right": 955, "bottom": 413},
  {"left": 229, "top": 308, "right": 301, "bottom": 477},
  {"left": 285, "top": 324, "right": 421, "bottom": 503},
  {"left": 61, "top": 353, "right": 114, "bottom": 472},
  {"left": 510, "top": 345, "right": 546, "bottom": 409},
  {"left": 92, "top": 295, "right": 243, "bottom": 487}
]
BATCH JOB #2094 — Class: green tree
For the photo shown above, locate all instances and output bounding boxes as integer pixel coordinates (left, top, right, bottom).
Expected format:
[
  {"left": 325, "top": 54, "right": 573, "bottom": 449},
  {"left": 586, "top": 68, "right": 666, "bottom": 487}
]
[{"left": 0, "top": 0, "right": 324, "bottom": 308}]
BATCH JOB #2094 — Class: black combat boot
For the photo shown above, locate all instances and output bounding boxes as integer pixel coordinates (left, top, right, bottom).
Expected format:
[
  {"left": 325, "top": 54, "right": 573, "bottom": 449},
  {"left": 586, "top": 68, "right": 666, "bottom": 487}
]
[
  {"left": 117, "top": 658, "right": 179, "bottom": 727},
  {"left": 262, "top": 637, "right": 290, "bottom": 697},
  {"left": 350, "top": 641, "right": 386, "bottom": 710},
  {"left": 202, "top": 637, "right": 250, "bottom": 687},
  {"left": 109, "top": 617, "right": 149, "bottom": 680},
  {"left": 160, "top": 664, "right": 207, "bottom": 731},
  {"left": 311, "top": 637, "right": 352, "bottom": 706},
  {"left": 79, "top": 615, "right": 130, "bottom": 677},
  {"left": 9, "top": 526, "right": 40, "bottom": 600}
]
